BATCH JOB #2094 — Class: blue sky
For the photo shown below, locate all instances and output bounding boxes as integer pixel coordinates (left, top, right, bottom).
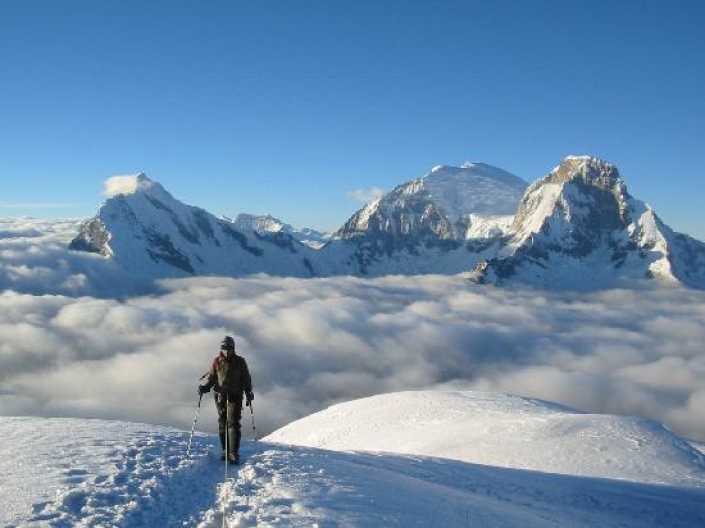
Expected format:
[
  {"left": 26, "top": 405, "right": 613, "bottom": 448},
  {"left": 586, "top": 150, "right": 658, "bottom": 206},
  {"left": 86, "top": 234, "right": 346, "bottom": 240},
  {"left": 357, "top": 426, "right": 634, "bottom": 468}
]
[{"left": 1, "top": 1, "right": 704, "bottom": 238}]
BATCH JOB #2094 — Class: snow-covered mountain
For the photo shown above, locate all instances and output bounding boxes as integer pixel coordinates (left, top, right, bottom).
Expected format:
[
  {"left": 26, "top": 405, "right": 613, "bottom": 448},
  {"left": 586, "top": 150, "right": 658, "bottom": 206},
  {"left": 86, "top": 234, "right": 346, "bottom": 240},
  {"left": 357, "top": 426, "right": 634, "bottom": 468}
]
[
  {"left": 330, "top": 162, "right": 528, "bottom": 274},
  {"left": 469, "top": 156, "right": 705, "bottom": 289},
  {"left": 336, "top": 162, "right": 527, "bottom": 241},
  {"left": 3, "top": 391, "right": 705, "bottom": 527},
  {"left": 68, "top": 158, "right": 705, "bottom": 289},
  {"left": 68, "top": 164, "right": 529, "bottom": 280},
  {"left": 231, "top": 213, "right": 331, "bottom": 249},
  {"left": 337, "top": 163, "right": 525, "bottom": 240},
  {"left": 69, "top": 174, "right": 319, "bottom": 279}
]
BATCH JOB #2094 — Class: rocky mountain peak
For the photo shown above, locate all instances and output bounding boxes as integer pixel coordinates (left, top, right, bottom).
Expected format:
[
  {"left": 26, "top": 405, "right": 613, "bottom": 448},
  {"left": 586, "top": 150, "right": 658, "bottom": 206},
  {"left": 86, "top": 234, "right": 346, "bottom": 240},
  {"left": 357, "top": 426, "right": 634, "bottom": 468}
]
[
  {"left": 510, "top": 156, "right": 630, "bottom": 237},
  {"left": 547, "top": 156, "right": 626, "bottom": 194},
  {"left": 470, "top": 156, "right": 705, "bottom": 289}
]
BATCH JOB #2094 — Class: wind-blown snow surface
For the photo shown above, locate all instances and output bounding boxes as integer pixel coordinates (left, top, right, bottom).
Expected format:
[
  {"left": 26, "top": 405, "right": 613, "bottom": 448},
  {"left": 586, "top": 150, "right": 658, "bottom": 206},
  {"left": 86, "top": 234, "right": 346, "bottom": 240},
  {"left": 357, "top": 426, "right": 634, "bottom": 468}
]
[
  {"left": 3, "top": 392, "right": 705, "bottom": 527},
  {"left": 0, "top": 418, "right": 221, "bottom": 527}
]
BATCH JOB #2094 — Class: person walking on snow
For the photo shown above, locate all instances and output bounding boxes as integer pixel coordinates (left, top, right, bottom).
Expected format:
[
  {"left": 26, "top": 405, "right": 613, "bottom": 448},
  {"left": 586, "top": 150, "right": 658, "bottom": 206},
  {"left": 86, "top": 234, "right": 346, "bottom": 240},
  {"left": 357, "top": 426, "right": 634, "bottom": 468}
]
[{"left": 198, "top": 336, "right": 254, "bottom": 463}]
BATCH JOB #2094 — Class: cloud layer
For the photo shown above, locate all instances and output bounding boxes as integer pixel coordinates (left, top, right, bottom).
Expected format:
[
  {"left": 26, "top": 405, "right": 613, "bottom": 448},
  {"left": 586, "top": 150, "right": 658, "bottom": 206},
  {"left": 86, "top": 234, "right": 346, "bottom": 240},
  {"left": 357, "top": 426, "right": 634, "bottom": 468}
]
[{"left": 1, "top": 218, "right": 705, "bottom": 441}]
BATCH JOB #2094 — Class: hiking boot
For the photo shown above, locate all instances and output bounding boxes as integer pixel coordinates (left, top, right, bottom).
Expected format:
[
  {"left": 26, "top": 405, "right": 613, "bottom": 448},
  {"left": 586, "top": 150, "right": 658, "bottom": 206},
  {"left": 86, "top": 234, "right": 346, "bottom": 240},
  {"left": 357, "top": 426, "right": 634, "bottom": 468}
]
[
  {"left": 228, "top": 453, "right": 240, "bottom": 464},
  {"left": 220, "top": 452, "right": 226, "bottom": 461}
]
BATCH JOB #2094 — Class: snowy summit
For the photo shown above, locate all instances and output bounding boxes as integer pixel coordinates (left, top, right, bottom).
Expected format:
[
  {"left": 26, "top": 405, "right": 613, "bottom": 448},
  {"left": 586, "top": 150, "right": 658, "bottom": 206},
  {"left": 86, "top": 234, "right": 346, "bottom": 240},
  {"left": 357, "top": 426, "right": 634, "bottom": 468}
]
[{"left": 337, "top": 161, "right": 527, "bottom": 240}]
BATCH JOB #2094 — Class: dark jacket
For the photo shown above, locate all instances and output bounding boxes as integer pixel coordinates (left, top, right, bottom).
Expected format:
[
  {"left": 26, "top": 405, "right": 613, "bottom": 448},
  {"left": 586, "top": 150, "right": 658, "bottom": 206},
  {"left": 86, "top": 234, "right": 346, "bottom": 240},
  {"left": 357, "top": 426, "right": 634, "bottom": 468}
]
[{"left": 204, "top": 353, "right": 252, "bottom": 399}]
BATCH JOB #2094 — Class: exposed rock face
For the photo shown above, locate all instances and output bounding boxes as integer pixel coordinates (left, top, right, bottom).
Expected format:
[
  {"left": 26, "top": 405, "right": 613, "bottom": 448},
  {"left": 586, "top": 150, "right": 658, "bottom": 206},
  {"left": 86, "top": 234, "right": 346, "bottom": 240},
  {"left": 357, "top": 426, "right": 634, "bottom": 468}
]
[{"left": 69, "top": 218, "right": 111, "bottom": 255}]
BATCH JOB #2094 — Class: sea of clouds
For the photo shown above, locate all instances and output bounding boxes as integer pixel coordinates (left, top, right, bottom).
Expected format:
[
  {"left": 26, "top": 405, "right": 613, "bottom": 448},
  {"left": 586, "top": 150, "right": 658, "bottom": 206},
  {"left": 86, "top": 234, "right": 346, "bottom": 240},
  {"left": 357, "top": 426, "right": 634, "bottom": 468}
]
[{"left": 1, "top": 217, "right": 705, "bottom": 441}]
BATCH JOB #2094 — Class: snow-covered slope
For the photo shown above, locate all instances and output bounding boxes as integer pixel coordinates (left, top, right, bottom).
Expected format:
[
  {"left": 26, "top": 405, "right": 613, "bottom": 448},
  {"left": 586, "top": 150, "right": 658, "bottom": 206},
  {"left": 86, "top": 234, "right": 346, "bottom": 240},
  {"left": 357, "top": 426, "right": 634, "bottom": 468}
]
[
  {"left": 470, "top": 156, "right": 705, "bottom": 289},
  {"left": 69, "top": 174, "right": 319, "bottom": 279},
  {"left": 0, "top": 417, "right": 221, "bottom": 527},
  {"left": 266, "top": 391, "right": 705, "bottom": 487},
  {"left": 3, "top": 391, "right": 705, "bottom": 527},
  {"left": 0, "top": 392, "right": 705, "bottom": 528}
]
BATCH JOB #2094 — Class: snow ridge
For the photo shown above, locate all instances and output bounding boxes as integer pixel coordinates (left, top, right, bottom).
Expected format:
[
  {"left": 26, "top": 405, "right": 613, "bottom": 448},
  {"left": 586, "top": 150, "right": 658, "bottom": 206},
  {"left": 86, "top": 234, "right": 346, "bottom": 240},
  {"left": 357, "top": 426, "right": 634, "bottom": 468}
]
[{"left": 4, "top": 391, "right": 705, "bottom": 527}]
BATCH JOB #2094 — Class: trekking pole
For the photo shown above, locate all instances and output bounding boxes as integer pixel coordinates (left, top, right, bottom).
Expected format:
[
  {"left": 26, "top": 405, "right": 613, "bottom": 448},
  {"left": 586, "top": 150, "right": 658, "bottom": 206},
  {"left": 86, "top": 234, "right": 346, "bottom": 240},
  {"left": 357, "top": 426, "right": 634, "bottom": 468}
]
[
  {"left": 186, "top": 393, "right": 203, "bottom": 458},
  {"left": 248, "top": 401, "right": 258, "bottom": 441},
  {"left": 222, "top": 398, "right": 229, "bottom": 528}
]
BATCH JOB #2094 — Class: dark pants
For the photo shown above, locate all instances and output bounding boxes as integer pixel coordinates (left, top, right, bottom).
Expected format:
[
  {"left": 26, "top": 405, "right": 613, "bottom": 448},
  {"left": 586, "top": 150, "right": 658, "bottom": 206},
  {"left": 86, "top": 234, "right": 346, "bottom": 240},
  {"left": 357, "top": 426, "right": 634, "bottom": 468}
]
[{"left": 215, "top": 393, "right": 243, "bottom": 456}]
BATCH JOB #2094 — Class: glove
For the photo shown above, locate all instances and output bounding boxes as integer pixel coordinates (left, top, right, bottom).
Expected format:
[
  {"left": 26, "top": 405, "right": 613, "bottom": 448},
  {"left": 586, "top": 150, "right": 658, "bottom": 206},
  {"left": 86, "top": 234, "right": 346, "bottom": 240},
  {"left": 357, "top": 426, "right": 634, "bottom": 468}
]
[
  {"left": 246, "top": 391, "right": 254, "bottom": 406},
  {"left": 198, "top": 385, "right": 210, "bottom": 396}
]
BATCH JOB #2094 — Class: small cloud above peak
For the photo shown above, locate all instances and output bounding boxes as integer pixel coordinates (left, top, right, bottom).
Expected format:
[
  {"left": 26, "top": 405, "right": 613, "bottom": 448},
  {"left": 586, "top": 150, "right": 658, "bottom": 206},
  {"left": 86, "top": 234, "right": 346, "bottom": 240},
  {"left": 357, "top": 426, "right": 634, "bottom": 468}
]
[
  {"left": 102, "top": 174, "right": 153, "bottom": 197},
  {"left": 347, "top": 187, "right": 386, "bottom": 204}
]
